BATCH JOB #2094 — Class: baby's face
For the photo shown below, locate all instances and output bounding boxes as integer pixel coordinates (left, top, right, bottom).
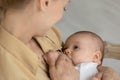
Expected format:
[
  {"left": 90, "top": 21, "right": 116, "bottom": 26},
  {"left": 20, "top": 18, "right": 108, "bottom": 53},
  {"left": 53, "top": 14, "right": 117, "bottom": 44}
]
[{"left": 63, "top": 34, "right": 98, "bottom": 66}]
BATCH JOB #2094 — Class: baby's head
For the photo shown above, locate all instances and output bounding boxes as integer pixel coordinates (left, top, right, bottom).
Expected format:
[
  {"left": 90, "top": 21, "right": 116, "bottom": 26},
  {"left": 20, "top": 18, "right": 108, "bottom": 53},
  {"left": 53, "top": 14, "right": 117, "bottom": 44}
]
[{"left": 63, "top": 31, "right": 104, "bottom": 66}]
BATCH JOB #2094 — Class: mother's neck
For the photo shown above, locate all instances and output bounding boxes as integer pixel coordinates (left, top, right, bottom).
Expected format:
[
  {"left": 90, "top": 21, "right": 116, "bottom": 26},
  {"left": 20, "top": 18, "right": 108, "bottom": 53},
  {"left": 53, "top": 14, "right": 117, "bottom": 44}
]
[{"left": 1, "top": 10, "right": 36, "bottom": 44}]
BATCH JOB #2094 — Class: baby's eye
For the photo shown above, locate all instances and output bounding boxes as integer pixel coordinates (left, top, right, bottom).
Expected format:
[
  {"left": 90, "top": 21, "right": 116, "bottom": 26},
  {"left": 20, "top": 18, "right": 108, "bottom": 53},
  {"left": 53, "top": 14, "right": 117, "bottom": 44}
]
[{"left": 73, "top": 45, "right": 80, "bottom": 50}]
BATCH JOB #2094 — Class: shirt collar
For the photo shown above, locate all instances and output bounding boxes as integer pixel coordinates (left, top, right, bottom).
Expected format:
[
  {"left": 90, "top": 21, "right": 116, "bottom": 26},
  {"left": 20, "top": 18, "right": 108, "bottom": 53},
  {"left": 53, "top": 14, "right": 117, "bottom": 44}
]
[{"left": 0, "top": 27, "right": 38, "bottom": 74}]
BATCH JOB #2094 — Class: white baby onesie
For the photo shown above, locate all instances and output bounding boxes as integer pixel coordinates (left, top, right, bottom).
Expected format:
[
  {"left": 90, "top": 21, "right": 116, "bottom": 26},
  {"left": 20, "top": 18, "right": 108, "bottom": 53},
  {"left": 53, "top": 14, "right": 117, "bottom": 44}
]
[{"left": 75, "top": 62, "right": 98, "bottom": 80}]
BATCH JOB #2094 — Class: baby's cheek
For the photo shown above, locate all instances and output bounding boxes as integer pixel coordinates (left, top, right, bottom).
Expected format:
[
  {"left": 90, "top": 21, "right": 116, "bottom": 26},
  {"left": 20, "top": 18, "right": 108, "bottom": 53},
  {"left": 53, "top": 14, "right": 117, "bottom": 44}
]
[
  {"left": 72, "top": 57, "right": 82, "bottom": 65},
  {"left": 73, "top": 56, "right": 91, "bottom": 65}
]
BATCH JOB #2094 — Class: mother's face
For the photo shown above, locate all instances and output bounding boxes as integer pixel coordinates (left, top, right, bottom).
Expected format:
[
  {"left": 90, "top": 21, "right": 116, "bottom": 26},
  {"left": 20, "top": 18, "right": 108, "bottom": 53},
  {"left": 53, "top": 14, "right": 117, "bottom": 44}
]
[
  {"left": 28, "top": 0, "right": 70, "bottom": 36},
  {"left": 41, "top": 0, "right": 70, "bottom": 27},
  {"left": 38, "top": 0, "right": 70, "bottom": 35},
  {"left": 47, "top": 0, "right": 70, "bottom": 23}
]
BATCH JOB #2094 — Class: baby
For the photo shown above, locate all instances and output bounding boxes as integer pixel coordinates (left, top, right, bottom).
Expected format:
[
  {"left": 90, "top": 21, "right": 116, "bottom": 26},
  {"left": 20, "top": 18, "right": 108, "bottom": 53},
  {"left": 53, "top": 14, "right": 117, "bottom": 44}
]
[{"left": 63, "top": 31, "right": 104, "bottom": 80}]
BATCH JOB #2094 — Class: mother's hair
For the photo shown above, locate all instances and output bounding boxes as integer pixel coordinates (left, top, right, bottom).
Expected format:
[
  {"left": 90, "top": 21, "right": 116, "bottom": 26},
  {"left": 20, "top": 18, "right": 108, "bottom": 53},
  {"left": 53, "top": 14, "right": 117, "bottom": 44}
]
[
  {"left": 0, "top": 0, "right": 32, "bottom": 9},
  {"left": 0, "top": 0, "right": 32, "bottom": 22}
]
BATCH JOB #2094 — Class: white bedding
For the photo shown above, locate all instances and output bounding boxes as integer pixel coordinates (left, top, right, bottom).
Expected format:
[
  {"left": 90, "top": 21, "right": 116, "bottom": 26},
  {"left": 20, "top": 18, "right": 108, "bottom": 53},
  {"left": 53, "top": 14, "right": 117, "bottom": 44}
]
[{"left": 103, "top": 58, "right": 120, "bottom": 76}]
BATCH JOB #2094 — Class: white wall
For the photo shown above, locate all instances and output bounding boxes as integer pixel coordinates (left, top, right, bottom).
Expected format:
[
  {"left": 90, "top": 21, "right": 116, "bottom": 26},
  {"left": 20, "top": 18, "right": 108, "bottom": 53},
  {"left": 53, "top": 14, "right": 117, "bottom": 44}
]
[{"left": 56, "top": 0, "right": 120, "bottom": 44}]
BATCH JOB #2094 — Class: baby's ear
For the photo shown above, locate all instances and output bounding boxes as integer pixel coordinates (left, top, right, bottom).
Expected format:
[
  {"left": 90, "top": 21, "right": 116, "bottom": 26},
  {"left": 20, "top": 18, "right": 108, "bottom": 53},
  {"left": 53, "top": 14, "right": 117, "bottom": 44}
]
[{"left": 93, "top": 51, "right": 102, "bottom": 65}]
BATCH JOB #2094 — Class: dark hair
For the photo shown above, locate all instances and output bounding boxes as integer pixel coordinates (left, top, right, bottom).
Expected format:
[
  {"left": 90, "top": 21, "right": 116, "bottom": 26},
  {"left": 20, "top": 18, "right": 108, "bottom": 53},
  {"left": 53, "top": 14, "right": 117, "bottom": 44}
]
[
  {"left": 0, "top": 0, "right": 32, "bottom": 22},
  {"left": 0, "top": 0, "right": 32, "bottom": 9}
]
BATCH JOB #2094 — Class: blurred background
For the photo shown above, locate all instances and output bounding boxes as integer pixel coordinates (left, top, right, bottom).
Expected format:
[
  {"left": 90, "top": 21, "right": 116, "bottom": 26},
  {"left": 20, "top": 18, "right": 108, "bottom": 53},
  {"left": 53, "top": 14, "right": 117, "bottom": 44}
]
[
  {"left": 56, "top": 0, "right": 120, "bottom": 76},
  {"left": 56, "top": 0, "right": 120, "bottom": 44}
]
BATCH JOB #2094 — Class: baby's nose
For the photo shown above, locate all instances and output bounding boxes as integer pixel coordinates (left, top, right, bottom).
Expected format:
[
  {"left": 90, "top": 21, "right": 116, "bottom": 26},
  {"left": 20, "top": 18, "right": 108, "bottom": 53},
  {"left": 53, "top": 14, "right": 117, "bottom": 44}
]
[
  {"left": 64, "top": 48, "right": 72, "bottom": 55},
  {"left": 64, "top": 48, "right": 72, "bottom": 59}
]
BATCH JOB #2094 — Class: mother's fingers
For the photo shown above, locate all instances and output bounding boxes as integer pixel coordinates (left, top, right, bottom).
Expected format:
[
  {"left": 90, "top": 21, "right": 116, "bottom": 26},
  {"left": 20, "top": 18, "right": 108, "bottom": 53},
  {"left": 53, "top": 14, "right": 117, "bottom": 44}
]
[
  {"left": 44, "top": 50, "right": 59, "bottom": 67},
  {"left": 56, "top": 53, "right": 73, "bottom": 67},
  {"left": 93, "top": 72, "right": 102, "bottom": 80},
  {"left": 92, "top": 77, "right": 99, "bottom": 80},
  {"left": 45, "top": 51, "right": 79, "bottom": 80},
  {"left": 95, "top": 66, "right": 120, "bottom": 80}
]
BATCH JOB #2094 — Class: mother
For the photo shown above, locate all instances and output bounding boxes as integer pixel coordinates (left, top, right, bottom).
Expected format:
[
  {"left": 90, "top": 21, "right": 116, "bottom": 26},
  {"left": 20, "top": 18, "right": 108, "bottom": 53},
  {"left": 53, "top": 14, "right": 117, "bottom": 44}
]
[{"left": 0, "top": 0, "right": 119, "bottom": 80}]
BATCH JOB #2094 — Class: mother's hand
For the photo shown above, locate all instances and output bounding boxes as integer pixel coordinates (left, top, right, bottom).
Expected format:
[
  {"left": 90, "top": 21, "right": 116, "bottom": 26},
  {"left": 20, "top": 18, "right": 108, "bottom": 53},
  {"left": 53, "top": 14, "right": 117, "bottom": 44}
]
[
  {"left": 44, "top": 51, "right": 79, "bottom": 80},
  {"left": 92, "top": 66, "right": 120, "bottom": 80}
]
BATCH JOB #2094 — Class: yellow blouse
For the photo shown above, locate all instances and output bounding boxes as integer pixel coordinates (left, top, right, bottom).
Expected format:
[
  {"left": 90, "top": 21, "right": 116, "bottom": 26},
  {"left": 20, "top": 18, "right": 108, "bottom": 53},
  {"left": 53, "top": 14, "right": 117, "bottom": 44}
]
[{"left": 0, "top": 26, "right": 62, "bottom": 80}]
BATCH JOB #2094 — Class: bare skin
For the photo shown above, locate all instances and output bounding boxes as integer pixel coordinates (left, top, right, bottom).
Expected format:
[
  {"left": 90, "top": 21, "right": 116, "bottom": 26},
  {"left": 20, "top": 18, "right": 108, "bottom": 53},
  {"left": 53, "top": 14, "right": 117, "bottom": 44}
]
[
  {"left": 44, "top": 51, "right": 120, "bottom": 80},
  {"left": 44, "top": 51, "right": 79, "bottom": 80},
  {"left": 93, "top": 66, "right": 120, "bottom": 80},
  {"left": 1, "top": 0, "right": 119, "bottom": 80}
]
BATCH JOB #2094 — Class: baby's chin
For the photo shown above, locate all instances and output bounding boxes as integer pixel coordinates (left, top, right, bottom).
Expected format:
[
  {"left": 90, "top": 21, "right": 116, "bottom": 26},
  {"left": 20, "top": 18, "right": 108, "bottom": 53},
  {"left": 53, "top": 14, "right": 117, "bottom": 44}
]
[{"left": 73, "top": 61, "right": 88, "bottom": 66}]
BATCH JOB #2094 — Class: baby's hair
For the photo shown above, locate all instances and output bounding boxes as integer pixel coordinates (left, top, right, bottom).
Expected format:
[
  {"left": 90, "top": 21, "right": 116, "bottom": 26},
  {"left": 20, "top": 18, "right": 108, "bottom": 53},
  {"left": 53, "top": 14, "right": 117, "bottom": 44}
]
[{"left": 69, "top": 31, "right": 104, "bottom": 62}]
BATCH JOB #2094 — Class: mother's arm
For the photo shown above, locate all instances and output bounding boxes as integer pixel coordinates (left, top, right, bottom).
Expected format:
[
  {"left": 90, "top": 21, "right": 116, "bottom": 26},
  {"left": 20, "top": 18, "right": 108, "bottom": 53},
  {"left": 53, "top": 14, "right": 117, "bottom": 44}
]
[
  {"left": 92, "top": 66, "right": 120, "bottom": 80},
  {"left": 44, "top": 51, "right": 120, "bottom": 80}
]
